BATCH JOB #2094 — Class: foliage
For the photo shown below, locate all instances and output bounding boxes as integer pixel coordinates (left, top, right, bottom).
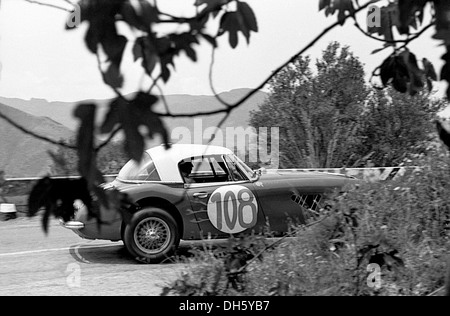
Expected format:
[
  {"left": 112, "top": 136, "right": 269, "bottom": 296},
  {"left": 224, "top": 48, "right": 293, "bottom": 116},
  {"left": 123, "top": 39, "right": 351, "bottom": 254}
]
[
  {"left": 250, "top": 42, "right": 369, "bottom": 168},
  {"left": 163, "top": 143, "right": 450, "bottom": 296},
  {"left": 5, "top": 0, "right": 449, "bottom": 237},
  {"left": 323, "top": 0, "right": 443, "bottom": 97},
  {"left": 49, "top": 138, "right": 129, "bottom": 176},
  {"left": 1, "top": 0, "right": 449, "bottom": 295},
  {"left": 21, "top": 0, "right": 261, "bottom": 225},
  {"left": 353, "top": 87, "right": 445, "bottom": 166},
  {"left": 250, "top": 42, "right": 444, "bottom": 168}
]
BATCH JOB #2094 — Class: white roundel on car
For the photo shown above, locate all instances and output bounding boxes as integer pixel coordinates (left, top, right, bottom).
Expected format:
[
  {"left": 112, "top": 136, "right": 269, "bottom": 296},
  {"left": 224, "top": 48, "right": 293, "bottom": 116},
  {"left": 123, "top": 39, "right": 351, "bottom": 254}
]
[{"left": 207, "top": 185, "right": 258, "bottom": 234}]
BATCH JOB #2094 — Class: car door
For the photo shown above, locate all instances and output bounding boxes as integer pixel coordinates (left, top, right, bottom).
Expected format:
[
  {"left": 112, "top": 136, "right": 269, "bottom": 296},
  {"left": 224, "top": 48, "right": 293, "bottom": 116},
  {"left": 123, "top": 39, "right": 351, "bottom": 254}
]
[{"left": 182, "top": 155, "right": 266, "bottom": 238}]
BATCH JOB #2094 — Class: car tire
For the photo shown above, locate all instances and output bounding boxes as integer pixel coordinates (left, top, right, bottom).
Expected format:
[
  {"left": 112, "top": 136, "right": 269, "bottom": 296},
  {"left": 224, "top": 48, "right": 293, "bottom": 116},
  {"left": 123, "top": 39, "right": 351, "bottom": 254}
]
[{"left": 123, "top": 207, "right": 180, "bottom": 263}]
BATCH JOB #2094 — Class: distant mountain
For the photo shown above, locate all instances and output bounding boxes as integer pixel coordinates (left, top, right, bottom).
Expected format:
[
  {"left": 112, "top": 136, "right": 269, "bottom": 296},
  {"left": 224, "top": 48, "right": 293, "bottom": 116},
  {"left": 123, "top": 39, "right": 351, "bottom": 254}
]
[
  {"left": 0, "top": 103, "right": 74, "bottom": 178},
  {"left": 0, "top": 89, "right": 268, "bottom": 177},
  {"left": 0, "top": 88, "right": 268, "bottom": 132},
  {"left": 0, "top": 96, "right": 109, "bottom": 131},
  {"left": 0, "top": 88, "right": 268, "bottom": 147}
]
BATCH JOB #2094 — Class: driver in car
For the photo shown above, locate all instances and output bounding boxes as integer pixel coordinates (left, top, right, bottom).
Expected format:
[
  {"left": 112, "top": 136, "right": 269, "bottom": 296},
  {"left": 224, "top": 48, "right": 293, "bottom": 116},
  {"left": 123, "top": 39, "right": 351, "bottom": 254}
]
[{"left": 179, "top": 161, "right": 195, "bottom": 184}]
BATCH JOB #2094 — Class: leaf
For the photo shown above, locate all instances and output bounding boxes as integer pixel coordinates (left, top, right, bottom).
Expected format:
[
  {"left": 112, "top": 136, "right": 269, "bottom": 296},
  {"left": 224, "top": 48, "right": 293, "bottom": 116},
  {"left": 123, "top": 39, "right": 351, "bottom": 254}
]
[
  {"left": 106, "top": 189, "right": 138, "bottom": 225},
  {"left": 73, "top": 103, "right": 103, "bottom": 187},
  {"left": 432, "top": 0, "right": 450, "bottom": 45},
  {"left": 380, "top": 50, "right": 425, "bottom": 95},
  {"left": 130, "top": 92, "right": 170, "bottom": 149},
  {"left": 121, "top": 0, "right": 158, "bottom": 31},
  {"left": 195, "top": 0, "right": 228, "bottom": 17},
  {"left": 423, "top": 58, "right": 438, "bottom": 91},
  {"left": 441, "top": 47, "right": 450, "bottom": 99},
  {"left": 122, "top": 115, "right": 146, "bottom": 162},
  {"left": 84, "top": 22, "right": 101, "bottom": 53},
  {"left": 320, "top": 0, "right": 355, "bottom": 24},
  {"left": 319, "top": 0, "right": 331, "bottom": 11},
  {"left": 101, "top": 94, "right": 169, "bottom": 162},
  {"left": 378, "top": 5, "right": 395, "bottom": 42},
  {"left": 399, "top": 49, "right": 424, "bottom": 95},
  {"left": 83, "top": 3, "right": 122, "bottom": 55},
  {"left": 237, "top": 1, "right": 258, "bottom": 36},
  {"left": 370, "top": 46, "right": 389, "bottom": 55},
  {"left": 133, "top": 36, "right": 158, "bottom": 76},
  {"left": 101, "top": 34, "right": 127, "bottom": 67},
  {"left": 423, "top": 58, "right": 438, "bottom": 81},
  {"left": 392, "top": 56, "right": 409, "bottom": 93},
  {"left": 103, "top": 63, "right": 124, "bottom": 89},
  {"left": 219, "top": 12, "right": 241, "bottom": 48},
  {"left": 82, "top": 1, "right": 127, "bottom": 69},
  {"left": 156, "top": 37, "right": 175, "bottom": 82},
  {"left": 436, "top": 119, "right": 450, "bottom": 150},
  {"left": 218, "top": 2, "right": 258, "bottom": 48},
  {"left": 397, "top": 0, "right": 428, "bottom": 34},
  {"left": 28, "top": 177, "right": 92, "bottom": 234},
  {"left": 100, "top": 98, "right": 122, "bottom": 134},
  {"left": 171, "top": 33, "right": 200, "bottom": 62},
  {"left": 380, "top": 56, "right": 395, "bottom": 86}
]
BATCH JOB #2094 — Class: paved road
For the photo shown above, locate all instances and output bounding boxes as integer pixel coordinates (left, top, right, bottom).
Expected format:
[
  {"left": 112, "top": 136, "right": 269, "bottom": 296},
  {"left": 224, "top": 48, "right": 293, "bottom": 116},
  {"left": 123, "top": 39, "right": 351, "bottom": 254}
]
[{"left": 0, "top": 215, "right": 192, "bottom": 296}]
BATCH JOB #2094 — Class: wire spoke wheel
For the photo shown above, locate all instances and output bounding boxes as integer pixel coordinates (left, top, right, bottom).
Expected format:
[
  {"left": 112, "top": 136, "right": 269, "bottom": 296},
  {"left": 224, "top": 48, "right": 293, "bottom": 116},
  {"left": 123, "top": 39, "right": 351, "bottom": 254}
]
[
  {"left": 134, "top": 217, "right": 171, "bottom": 254},
  {"left": 124, "top": 208, "right": 180, "bottom": 263}
]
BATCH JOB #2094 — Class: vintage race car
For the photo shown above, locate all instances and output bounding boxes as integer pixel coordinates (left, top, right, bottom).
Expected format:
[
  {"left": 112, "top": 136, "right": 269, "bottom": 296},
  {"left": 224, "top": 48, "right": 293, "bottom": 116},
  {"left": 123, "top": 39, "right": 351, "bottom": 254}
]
[{"left": 61, "top": 144, "right": 356, "bottom": 263}]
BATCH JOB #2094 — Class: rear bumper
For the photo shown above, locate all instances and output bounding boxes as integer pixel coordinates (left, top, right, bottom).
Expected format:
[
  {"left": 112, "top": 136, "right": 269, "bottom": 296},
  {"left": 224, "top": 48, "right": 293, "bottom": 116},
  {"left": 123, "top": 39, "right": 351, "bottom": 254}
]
[{"left": 60, "top": 205, "right": 123, "bottom": 241}]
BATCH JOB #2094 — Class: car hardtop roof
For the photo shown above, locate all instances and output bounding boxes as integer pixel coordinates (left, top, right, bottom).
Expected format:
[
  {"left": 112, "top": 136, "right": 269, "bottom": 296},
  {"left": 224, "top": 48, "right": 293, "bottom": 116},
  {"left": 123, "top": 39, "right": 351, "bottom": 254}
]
[{"left": 146, "top": 143, "right": 233, "bottom": 163}]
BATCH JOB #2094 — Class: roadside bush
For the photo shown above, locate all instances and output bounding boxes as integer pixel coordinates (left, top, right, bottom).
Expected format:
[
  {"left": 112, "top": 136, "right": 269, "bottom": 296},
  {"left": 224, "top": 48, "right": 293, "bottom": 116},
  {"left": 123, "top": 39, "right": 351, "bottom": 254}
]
[{"left": 162, "top": 144, "right": 450, "bottom": 296}]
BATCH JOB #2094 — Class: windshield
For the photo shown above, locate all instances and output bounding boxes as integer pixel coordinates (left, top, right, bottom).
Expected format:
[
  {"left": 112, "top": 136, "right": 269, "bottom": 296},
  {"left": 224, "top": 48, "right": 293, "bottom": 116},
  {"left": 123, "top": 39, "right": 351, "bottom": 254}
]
[
  {"left": 117, "top": 152, "right": 161, "bottom": 181},
  {"left": 227, "top": 154, "right": 255, "bottom": 179}
]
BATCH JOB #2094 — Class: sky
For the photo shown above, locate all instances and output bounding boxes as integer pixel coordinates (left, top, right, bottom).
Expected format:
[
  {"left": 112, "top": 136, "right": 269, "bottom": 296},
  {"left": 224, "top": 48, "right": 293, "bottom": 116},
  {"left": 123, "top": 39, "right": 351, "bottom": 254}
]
[{"left": 0, "top": 0, "right": 447, "bottom": 104}]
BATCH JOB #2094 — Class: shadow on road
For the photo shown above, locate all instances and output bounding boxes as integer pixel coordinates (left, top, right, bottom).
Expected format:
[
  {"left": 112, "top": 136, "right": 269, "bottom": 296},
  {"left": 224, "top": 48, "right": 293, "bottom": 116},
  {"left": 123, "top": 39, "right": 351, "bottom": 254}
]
[{"left": 68, "top": 240, "right": 230, "bottom": 265}]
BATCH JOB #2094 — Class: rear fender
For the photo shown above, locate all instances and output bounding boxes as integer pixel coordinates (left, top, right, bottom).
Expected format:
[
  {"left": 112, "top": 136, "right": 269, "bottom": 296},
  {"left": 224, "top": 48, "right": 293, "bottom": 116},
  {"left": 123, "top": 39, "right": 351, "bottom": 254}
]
[{"left": 120, "top": 184, "right": 202, "bottom": 240}]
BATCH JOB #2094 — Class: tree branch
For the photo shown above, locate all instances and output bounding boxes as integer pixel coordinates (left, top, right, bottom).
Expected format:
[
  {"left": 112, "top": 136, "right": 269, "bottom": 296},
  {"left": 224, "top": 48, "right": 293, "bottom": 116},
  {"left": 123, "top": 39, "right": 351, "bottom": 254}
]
[
  {"left": 162, "top": 0, "right": 379, "bottom": 119},
  {"left": 22, "top": 0, "right": 73, "bottom": 12},
  {"left": 87, "top": 1, "right": 379, "bottom": 122},
  {"left": 209, "top": 40, "right": 233, "bottom": 109},
  {"left": 353, "top": 17, "right": 435, "bottom": 47},
  {"left": 0, "top": 110, "right": 76, "bottom": 149},
  {"left": 95, "top": 124, "right": 122, "bottom": 153}
]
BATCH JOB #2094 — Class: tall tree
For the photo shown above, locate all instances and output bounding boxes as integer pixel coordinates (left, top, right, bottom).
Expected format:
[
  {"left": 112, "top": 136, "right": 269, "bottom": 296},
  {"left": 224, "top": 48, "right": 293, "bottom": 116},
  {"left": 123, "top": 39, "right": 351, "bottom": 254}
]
[
  {"left": 353, "top": 87, "right": 445, "bottom": 167},
  {"left": 250, "top": 42, "right": 368, "bottom": 168}
]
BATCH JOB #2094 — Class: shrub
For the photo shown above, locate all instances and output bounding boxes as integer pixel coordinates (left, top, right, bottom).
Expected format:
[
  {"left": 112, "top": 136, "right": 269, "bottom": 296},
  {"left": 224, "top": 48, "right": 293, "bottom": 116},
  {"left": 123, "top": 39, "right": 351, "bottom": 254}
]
[{"left": 162, "top": 144, "right": 450, "bottom": 296}]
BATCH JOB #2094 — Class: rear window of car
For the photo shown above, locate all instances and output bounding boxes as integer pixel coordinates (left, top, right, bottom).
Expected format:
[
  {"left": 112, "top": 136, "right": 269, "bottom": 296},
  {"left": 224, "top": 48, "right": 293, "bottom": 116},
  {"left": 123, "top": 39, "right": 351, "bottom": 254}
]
[{"left": 117, "top": 152, "right": 161, "bottom": 181}]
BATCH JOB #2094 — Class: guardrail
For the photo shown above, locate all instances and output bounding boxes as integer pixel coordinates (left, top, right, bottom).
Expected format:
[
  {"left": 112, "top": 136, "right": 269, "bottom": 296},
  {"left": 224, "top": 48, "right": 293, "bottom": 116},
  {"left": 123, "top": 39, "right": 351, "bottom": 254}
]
[
  {"left": 263, "top": 166, "right": 421, "bottom": 182},
  {"left": 0, "top": 175, "right": 117, "bottom": 214},
  {"left": 0, "top": 167, "right": 420, "bottom": 215}
]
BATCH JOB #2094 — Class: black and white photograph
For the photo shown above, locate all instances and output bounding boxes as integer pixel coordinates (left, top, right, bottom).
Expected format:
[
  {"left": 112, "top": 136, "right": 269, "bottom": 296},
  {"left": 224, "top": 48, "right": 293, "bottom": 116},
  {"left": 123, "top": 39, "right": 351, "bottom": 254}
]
[{"left": 0, "top": 0, "right": 449, "bottom": 299}]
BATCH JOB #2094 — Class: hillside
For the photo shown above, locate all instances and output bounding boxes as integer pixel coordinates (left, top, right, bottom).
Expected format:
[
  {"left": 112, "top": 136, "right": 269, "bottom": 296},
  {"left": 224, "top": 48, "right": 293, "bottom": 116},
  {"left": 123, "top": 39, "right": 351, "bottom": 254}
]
[
  {"left": 0, "top": 89, "right": 268, "bottom": 177},
  {"left": 0, "top": 88, "right": 268, "bottom": 133},
  {"left": 0, "top": 103, "right": 74, "bottom": 178},
  {"left": 158, "top": 89, "right": 268, "bottom": 146}
]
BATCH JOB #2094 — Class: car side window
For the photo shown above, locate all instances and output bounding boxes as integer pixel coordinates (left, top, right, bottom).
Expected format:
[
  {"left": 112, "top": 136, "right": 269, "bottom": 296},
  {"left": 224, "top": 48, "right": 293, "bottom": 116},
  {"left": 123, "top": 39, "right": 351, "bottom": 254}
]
[
  {"left": 179, "top": 155, "right": 232, "bottom": 184},
  {"left": 117, "top": 152, "right": 161, "bottom": 181}
]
